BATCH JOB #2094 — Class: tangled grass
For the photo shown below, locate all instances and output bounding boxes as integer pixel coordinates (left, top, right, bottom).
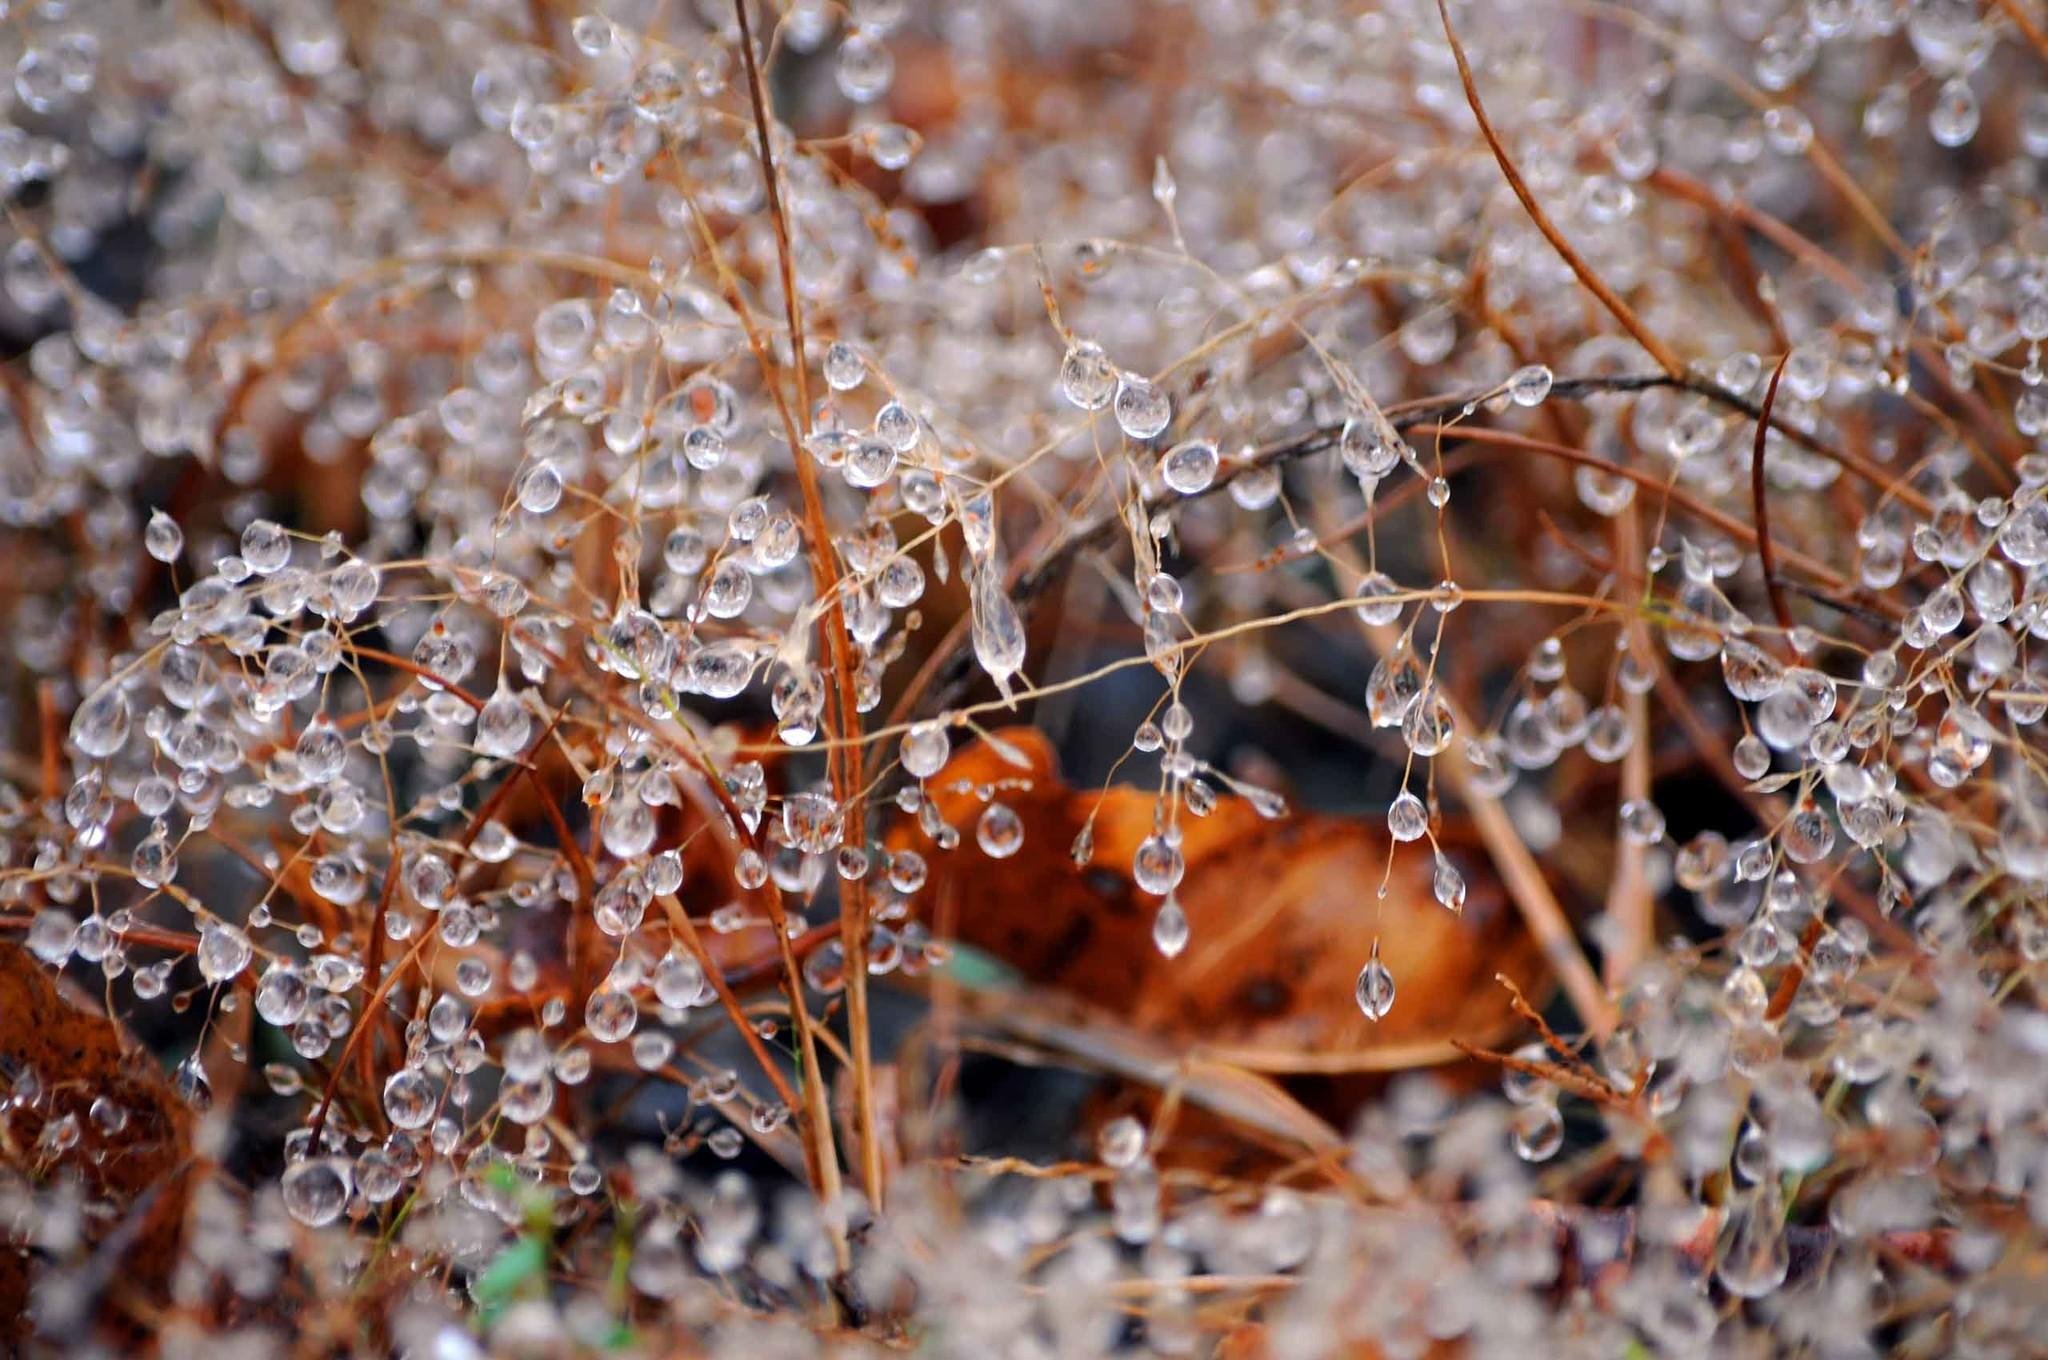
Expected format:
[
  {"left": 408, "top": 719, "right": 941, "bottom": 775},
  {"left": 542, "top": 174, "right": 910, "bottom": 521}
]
[{"left": 1, "top": 0, "right": 2046, "bottom": 1355}]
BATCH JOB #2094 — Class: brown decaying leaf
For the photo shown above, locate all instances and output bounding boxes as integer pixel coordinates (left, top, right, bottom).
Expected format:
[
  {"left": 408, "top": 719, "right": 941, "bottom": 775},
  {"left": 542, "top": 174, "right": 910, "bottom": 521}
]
[
  {"left": 893, "top": 729, "right": 1546, "bottom": 1068},
  {"left": 0, "top": 942, "right": 194, "bottom": 1339}
]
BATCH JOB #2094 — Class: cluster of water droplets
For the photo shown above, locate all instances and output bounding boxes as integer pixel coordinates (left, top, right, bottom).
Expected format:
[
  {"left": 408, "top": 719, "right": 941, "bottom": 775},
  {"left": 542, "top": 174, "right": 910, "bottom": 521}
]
[{"left": 0, "top": 0, "right": 2046, "bottom": 1351}]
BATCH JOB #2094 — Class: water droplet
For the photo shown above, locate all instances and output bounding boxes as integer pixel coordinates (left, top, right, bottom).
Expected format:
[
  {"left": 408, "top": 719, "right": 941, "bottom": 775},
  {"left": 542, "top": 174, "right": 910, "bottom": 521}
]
[
  {"left": 1133, "top": 834, "right": 1184, "bottom": 895},
  {"left": 1511, "top": 1101, "right": 1564, "bottom": 1161},
  {"left": 1098, "top": 1115, "right": 1146, "bottom": 1168},
  {"left": 969, "top": 563, "right": 1027, "bottom": 700},
  {"left": 1431, "top": 855, "right": 1466, "bottom": 911},
  {"left": 1060, "top": 340, "right": 1116, "bottom": 410},
  {"left": 1508, "top": 364, "right": 1553, "bottom": 406},
  {"left": 196, "top": 921, "right": 252, "bottom": 983},
  {"left": 518, "top": 461, "right": 564, "bottom": 513},
  {"left": 476, "top": 686, "right": 534, "bottom": 758},
  {"left": 69, "top": 688, "right": 130, "bottom": 759},
  {"left": 1112, "top": 372, "right": 1171, "bottom": 440},
  {"left": 822, "top": 341, "right": 865, "bottom": 392},
  {"left": 902, "top": 722, "right": 950, "bottom": 779},
  {"left": 240, "top": 519, "right": 291, "bottom": 574},
  {"left": 1355, "top": 942, "right": 1395, "bottom": 1021},
  {"left": 256, "top": 963, "right": 310, "bottom": 1026},
  {"left": 1151, "top": 899, "right": 1189, "bottom": 958},
  {"left": 282, "top": 1158, "right": 351, "bottom": 1226},
  {"left": 1929, "top": 76, "right": 1979, "bottom": 147},
  {"left": 144, "top": 510, "right": 183, "bottom": 563},
  {"left": 383, "top": 1068, "right": 437, "bottom": 1130},
  {"left": 1159, "top": 439, "right": 1218, "bottom": 494},
  {"left": 1715, "top": 1181, "right": 1791, "bottom": 1297},
  {"left": 803, "top": 939, "right": 847, "bottom": 994},
  {"left": 1387, "top": 791, "right": 1428, "bottom": 842},
  {"left": 976, "top": 802, "right": 1024, "bottom": 858},
  {"left": 585, "top": 987, "right": 638, "bottom": 1043}
]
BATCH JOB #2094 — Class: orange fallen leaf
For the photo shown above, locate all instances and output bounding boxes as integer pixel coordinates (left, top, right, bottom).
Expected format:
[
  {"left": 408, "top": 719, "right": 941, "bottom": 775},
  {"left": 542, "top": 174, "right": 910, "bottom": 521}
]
[{"left": 892, "top": 728, "right": 1544, "bottom": 1073}]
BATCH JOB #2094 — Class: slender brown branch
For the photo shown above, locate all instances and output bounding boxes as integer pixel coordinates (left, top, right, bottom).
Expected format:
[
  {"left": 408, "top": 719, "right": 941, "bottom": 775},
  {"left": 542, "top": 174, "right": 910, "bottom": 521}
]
[
  {"left": 1750, "top": 353, "right": 1797, "bottom": 642},
  {"left": 732, "top": 0, "right": 883, "bottom": 1217},
  {"left": 1435, "top": 0, "right": 1684, "bottom": 378}
]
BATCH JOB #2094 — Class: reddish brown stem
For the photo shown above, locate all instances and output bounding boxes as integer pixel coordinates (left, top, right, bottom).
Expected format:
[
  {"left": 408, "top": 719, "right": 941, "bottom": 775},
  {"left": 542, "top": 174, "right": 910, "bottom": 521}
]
[{"left": 1749, "top": 353, "right": 1797, "bottom": 643}]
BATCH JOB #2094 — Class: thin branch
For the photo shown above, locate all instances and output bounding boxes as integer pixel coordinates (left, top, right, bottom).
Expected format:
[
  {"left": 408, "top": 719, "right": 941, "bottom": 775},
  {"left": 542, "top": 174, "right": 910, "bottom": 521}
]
[
  {"left": 1750, "top": 353, "right": 1798, "bottom": 642},
  {"left": 1434, "top": 0, "right": 1684, "bottom": 378},
  {"left": 915, "top": 369, "right": 1900, "bottom": 719},
  {"left": 721, "top": 0, "right": 878, "bottom": 1219}
]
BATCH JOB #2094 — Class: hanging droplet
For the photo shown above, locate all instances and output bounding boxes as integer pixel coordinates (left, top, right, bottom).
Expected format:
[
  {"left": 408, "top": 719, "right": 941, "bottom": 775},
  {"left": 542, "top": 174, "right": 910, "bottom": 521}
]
[
  {"left": 518, "top": 461, "right": 564, "bottom": 513},
  {"left": 1367, "top": 650, "right": 1425, "bottom": 727},
  {"left": 1715, "top": 1180, "right": 1792, "bottom": 1298},
  {"left": 476, "top": 686, "right": 534, "bottom": 758},
  {"left": 601, "top": 799, "right": 656, "bottom": 859},
  {"left": 1354, "top": 571, "right": 1404, "bottom": 626},
  {"left": 1152, "top": 898, "right": 1189, "bottom": 958},
  {"left": 1340, "top": 414, "right": 1403, "bottom": 480},
  {"left": 585, "top": 987, "right": 639, "bottom": 1043},
  {"left": 1402, "top": 687, "right": 1455, "bottom": 756},
  {"left": 69, "top": 688, "right": 130, "bottom": 759},
  {"left": 174, "top": 1053, "right": 212, "bottom": 1109},
  {"left": 196, "top": 921, "right": 252, "bottom": 983},
  {"left": 256, "top": 963, "right": 310, "bottom": 1027},
  {"left": 240, "top": 518, "right": 291, "bottom": 574},
  {"left": 1132, "top": 833, "right": 1184, "bottom": 895},
  {"left": 654, "top": 951, "right": 705, "bottom": 1008},
  {"left": 790, "top": 942, "right": 839, "bottom": 995},
  {"left": 1355, "top": 942, "right": 1395, "bottom": 1021},
  {"left": 1431, "top": 854, "right": 1466, "bottom": 912},
  {"left": 1619, "top": 798, "right": 1666, "bottom": 845},
  {"left": 969, "top": 563, "right": 1027, "bottom": 704},
  {"left": 1387, "top": 791, "right": 1428, "bottom": 842}
]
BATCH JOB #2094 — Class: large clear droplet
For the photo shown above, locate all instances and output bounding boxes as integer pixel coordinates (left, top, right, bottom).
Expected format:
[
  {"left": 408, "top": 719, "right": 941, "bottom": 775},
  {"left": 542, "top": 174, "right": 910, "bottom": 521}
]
[
  {"left": 1355, "top": 942, "right": 1395, "bottom": 1021},
  {"left": 1113, "top": 372, "right": 1171, "bottom": 440},
  {"left": 1133, "top": 833, "right": 1184, "bottom": 895},
  {"left": 1387, "top": 791, "right": 1428, "bottom": 842},
  {"left": 144, "top": 509, "right": 184, "bottom": 563},
  {"left": 196, "top": 921, "right": 252, "bottom": 983},
  {"left": 901, "top": 722, "right": 950, "bottom": 779},
  {"left": 1159, "top": 439, "right": 1218, "bottom": 494},
  {"left": 476, "top": 686, "right": 534, "bottom": 758},
  {"left": 282, "top": 1158, "right": 351, "bottom": 1226},
  {"left": 976, "top": 802, "right": 1024, "bottom": 858},
  {"left": 969, "top": 563, "right": 1026, "bottom": 703},
  {"left": 383, "top": 1068, "right": 437, "bottom": 1130},
  {"left": 1059, "top": 340, "right": 1115, "bottom": 410},
  {"left": 1508, "top": 364, "right": 1553, "bottom": 407}
]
